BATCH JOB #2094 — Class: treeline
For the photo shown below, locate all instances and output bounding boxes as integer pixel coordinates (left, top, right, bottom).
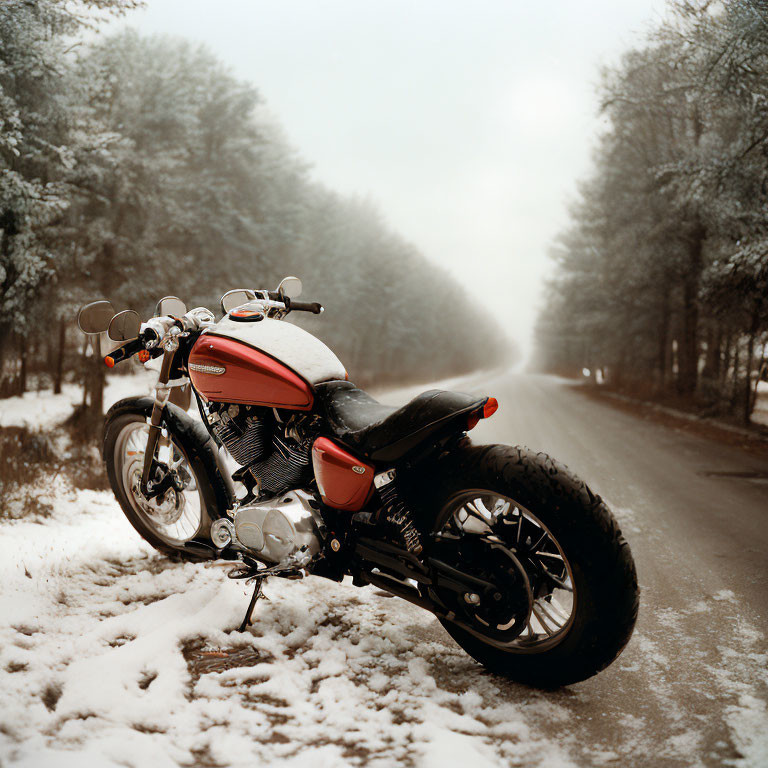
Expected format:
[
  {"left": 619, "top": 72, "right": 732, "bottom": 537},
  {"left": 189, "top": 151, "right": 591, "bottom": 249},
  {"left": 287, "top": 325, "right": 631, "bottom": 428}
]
[
  {"left": 536, "top": 0, "right": 768, "bottom": 424},
  {"left": 0, "top": 1, "right": 513, "bottom": 407}
]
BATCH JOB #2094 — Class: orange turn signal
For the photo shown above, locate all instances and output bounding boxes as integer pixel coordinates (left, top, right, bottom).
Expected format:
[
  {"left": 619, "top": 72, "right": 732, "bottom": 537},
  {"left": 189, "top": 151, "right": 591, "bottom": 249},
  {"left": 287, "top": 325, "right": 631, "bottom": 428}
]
[
  {"left": 104, "top": 356, "right": 115, "bottom": 368},
  {"left": 138, "top": 349, "right": 150, "bottom": 363}
]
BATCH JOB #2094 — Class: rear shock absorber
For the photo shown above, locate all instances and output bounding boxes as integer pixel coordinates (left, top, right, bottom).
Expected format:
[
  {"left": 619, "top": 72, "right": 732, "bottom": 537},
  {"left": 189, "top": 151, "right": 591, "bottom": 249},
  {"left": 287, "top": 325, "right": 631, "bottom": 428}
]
[{"left": 374, "top": 469, "right": 423, "bottom": 555}]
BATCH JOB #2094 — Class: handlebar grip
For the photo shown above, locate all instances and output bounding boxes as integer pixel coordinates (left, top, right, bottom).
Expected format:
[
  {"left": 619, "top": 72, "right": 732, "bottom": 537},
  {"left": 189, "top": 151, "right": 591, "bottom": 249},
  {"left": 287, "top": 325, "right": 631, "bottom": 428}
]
[
  {"left": 104, "top": 337, "right": 143, "bottom": 367},
  {"left": 289, "top": 300, "right": 323, "bottom": 314}
]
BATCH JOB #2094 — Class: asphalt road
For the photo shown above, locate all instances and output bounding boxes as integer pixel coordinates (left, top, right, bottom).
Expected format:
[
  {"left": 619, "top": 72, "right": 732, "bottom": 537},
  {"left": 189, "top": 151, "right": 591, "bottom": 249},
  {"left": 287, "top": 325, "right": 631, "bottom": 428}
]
[{"left": 380, "top": 371, "right": 768, "bottom": 767}]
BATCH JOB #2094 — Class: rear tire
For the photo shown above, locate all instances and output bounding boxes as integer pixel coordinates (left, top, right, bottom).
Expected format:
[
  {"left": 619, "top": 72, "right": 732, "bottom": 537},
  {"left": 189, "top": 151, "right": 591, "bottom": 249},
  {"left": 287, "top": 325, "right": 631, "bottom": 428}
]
[{"left": 422, "top": 443, "right": 638, "bottom": 687}]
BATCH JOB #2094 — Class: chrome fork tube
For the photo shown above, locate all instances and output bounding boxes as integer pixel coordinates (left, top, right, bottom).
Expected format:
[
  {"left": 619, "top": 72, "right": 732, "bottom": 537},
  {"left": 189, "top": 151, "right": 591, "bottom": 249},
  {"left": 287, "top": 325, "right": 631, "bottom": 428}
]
[{"left": 140, "top": 344, "right": 177, "bottom": 495}]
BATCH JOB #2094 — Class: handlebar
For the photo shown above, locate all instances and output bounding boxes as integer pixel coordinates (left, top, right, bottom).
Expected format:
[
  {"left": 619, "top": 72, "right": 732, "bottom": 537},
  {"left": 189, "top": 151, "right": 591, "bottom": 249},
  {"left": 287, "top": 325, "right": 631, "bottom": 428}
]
[
  {"left": 104, "top": 337, "right": 145, "bottom": 367},
  {"left": 101, "top": 297, "right": 321, "bottom": 370},
  {"left": 286, "top": 299, "right": 324, "bottom": 314},
  {"left": 262, "top": 292, "right": 323, "bottom": 314}
]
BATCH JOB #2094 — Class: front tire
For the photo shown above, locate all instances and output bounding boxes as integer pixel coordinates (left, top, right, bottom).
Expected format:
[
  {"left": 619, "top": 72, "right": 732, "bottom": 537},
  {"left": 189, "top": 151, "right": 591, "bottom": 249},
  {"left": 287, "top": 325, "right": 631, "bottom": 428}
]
[
  {"left": 422, "top": 443, "right": 638, "bottom": 687},
  {"left": 104, "top": 411, "right": 217, "bottom": 559}
]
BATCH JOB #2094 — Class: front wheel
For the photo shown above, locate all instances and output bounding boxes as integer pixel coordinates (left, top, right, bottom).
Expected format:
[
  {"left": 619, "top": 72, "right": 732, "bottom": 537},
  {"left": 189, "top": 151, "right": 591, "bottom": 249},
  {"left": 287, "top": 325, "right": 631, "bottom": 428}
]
[
  {"left": 423, "top": 444, "right": 638, "bottom": 687},
  {"left": 104, "top": 412, "right": 214, "bottom": 558}
]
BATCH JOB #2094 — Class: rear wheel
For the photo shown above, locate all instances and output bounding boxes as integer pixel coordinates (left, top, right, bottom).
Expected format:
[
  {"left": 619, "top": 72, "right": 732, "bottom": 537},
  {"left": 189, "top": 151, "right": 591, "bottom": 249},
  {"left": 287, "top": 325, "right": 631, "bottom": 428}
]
[
  {"left": 424, "top": 444, "right": 638, "bottom": 687},
  {"left": 105, "top": 413, "right": 214, "bottom": 557}
]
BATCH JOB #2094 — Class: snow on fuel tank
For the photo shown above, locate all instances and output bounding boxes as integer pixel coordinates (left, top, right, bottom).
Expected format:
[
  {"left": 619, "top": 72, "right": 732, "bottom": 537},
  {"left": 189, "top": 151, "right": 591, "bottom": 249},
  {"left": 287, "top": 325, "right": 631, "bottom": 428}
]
[{"left": 188, "top": 315, "right": 346, "bottom": 408}]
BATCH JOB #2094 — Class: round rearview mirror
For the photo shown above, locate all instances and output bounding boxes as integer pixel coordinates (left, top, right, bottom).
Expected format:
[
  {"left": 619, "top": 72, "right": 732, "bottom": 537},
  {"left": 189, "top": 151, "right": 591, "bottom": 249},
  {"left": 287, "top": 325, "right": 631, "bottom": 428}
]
[
  {"left": 155, "top": 296, "right": 187, "bottom": 317},
  {"left": 221, "top": 289, "right": 254, "bottom": 314},
  {"left": 77, "top": 300, "right": 115, "bottom": 335},
  {"left": 277, "top": 276, "right": 302, "bottom": 300},
  {"left": 108, "top": 310, "right": 141, "bottom": 341}
]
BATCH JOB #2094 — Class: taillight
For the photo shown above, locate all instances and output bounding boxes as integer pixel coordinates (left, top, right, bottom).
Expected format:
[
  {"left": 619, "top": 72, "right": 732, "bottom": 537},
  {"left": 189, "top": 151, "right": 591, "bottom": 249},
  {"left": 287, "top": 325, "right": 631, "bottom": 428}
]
[{"left": 467, "top": 397, "right": 499, "bottom": 431}]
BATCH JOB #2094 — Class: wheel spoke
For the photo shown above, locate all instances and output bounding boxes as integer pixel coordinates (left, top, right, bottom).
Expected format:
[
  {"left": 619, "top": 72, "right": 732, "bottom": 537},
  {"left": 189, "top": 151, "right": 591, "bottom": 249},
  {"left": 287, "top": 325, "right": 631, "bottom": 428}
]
[
  {"left": 523, "top": 619, "right": 536, "bottom": 640},
  {"left": 536, "top": 597, "right": 568, "bottom": 627},
  {"left": 531, "top": 604, "right": 557, "bottom": 636},
  {"left": 536, "top": 550, "right": 564, "bottom": 561},
  {"left": 465, "top": 500, "right": 490, "bottom": 524},
  {"left": 529, "top": 531, "right": 549, "bottom": 553},
  {"left": 543, "top": 570, "right": 573, "bottom": 592},
  {"left": 543, "top": 597, "right": 571, "bottom": 623}
]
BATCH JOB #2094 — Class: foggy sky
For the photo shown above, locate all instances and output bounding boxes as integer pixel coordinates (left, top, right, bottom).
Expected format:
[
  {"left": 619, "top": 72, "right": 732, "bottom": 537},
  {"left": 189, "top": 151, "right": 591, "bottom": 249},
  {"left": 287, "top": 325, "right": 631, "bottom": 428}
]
[{"left": 105, "top": 0, "right": 665, "bottom": 359}]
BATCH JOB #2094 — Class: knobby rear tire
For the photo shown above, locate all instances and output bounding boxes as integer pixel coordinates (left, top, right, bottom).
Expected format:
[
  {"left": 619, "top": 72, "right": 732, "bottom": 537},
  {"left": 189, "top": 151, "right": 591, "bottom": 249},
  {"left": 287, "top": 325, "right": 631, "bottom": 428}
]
[{"left": 422, "top": 443, "right": 639, "bottom": 687}]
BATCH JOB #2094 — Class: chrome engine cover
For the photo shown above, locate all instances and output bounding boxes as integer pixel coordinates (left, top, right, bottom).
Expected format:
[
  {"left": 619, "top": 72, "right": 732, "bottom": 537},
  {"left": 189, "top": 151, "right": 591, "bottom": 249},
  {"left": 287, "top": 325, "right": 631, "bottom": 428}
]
[{"left": 233, "top": 490, "right": 321, "bottom": 563}]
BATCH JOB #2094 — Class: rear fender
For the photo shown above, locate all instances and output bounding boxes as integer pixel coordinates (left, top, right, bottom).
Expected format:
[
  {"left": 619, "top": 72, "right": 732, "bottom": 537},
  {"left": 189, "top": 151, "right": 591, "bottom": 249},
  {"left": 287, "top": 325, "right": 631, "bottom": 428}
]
[
  {"left": 377, "top": 404, "right": 488, "bottom": 466},
  {"left": 395, "top": 434, "right": 476, "bottom": 525},
  {"left": 103, "top": 396, "right": 235, "bottom": 516}
]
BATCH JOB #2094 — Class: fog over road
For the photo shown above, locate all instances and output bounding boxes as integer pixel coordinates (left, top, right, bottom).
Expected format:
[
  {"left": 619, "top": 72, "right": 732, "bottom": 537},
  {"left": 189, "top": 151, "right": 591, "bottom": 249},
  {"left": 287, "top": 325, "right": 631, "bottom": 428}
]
[{"left": 382, "top": 371, "right": 768, "bottom": 767}]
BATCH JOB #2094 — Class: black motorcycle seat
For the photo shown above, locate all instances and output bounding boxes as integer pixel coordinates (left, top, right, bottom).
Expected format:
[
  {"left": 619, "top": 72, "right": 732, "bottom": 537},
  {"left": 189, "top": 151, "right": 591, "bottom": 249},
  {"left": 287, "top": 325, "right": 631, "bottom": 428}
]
[{"left": 314, "top": 380, "right": 486, "bottom": 463}]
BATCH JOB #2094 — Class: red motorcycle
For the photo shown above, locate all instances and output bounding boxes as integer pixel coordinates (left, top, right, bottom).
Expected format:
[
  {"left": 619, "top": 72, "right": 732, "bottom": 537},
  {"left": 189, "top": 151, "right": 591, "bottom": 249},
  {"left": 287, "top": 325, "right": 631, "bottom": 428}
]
[{"left": 77, "top": 277, "right": 637, "bottom": 686}]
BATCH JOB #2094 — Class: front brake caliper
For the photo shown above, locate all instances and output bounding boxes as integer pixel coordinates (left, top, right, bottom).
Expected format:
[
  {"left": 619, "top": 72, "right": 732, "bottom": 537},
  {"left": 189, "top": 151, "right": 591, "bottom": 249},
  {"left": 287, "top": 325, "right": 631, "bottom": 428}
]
[{"left": 144, "top": 462, "right": 185, "bottom": 500}]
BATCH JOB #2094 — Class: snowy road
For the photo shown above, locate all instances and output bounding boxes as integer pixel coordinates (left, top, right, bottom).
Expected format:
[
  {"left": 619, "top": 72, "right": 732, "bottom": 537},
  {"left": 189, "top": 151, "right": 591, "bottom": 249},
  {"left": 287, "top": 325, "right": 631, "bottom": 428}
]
[{"left": 1, "top": 371, "right": 767, "bottom": 767}]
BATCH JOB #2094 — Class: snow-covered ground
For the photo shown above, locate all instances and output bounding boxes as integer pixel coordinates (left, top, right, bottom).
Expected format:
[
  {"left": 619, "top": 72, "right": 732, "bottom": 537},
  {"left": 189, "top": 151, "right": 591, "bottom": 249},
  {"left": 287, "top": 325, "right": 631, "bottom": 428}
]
[
  {"left": 0, "top": 368, "right": 573, "bottom": 768},
  {"left": 0, "top": 484, "right": 574, "bottom": 768},
  {"left": 2, "top": 486, "right": 767, "bottom": 767}
]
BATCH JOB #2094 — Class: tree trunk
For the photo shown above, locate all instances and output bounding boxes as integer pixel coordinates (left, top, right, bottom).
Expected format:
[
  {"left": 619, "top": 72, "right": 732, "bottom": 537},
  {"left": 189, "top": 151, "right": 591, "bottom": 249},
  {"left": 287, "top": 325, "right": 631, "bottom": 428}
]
[
  {"left": 54, "top": 318, "right": 67, "bottom": 395},
  {"left": 82, "top": 336, "right": 90, "bottom": 408},
  {"left": 720, "top": 331, "right": 732, "bottom": 394},
  {"left": 712, "top": 324, "right": 723, "bottom": 382},
  {"left": 656, "top": 286, "right": 671, "bottom": 392},
  {"left": 677, "top": 224, "right": 705, "bottom": 399},
  {"left": 91, "top": 358, "right": 105, "bottom": 420},
  {"left": 18, "top": 334, "right": 27, "bottom": 395},
  {"left": 86, "top": 336, "right": 105, "bottom": 429},
  {"left": 752, "top": 353, "right": 766, "bottom": 416},
  {"left": 743, "top": 328, "right": 756, "bottom": 425},
  {"left": 730, "top": 344, "right": 741, "bottom": 412},
  {"left": 702, "top": 323, "right": 721, "bottom": 381},
  {"left": 742, "top": 309, "right": 761, "bottom": 425}
]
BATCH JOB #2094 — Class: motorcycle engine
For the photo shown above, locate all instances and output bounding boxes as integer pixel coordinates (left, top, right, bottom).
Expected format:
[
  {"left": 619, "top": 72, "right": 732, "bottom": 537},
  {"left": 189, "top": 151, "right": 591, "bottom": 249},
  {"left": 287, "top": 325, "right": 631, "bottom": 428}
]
[
  {"left": 209, "top": 404, "right": 271, "bottom": 465},
  {"left": 233, "top": 491, "right": 320, "bottom": 563},
  {"left": 208, "top": 403, "right": 313, "bottom": 495}
]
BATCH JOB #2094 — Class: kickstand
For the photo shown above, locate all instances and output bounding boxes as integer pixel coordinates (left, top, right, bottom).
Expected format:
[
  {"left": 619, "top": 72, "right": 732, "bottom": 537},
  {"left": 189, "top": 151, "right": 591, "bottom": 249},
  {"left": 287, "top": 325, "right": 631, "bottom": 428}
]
[{"left": 238, "top": 579, "right": 265, "bottom": 633}]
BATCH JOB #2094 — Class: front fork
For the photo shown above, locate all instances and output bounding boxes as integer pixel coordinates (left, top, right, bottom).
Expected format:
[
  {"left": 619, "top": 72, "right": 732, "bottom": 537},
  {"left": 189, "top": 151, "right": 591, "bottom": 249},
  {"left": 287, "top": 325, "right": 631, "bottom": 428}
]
[{"left": 140, "top": 335, "right": 179, "bottom": 496}]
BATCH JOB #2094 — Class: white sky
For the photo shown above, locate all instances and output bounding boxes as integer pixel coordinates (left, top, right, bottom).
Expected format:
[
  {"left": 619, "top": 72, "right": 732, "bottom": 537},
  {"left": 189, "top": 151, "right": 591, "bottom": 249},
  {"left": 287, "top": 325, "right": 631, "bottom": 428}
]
[{"left": 104, "top": 0, "right": 666, "bottom": 358}]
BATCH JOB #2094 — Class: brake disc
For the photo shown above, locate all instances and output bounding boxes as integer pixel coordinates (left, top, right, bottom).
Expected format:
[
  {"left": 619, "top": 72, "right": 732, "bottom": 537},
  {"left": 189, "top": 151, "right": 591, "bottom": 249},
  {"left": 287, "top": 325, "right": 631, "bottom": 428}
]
[{"left": 127, "top": 459, "right": 184, "bottom": 526}]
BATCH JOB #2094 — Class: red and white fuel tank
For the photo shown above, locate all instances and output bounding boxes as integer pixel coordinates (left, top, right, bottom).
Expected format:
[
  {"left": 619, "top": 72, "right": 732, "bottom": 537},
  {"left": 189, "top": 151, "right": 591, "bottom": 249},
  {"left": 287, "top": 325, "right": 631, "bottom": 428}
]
[{"left": 188, "top": 316, "right": 346, "bottom": 409}]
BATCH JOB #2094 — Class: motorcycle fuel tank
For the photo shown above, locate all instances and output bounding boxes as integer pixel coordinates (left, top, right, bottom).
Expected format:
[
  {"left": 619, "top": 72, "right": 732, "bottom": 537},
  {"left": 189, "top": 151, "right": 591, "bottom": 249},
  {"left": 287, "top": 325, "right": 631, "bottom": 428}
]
[{"left": 188, "top": 317, "right": 346, "bottom": 409}]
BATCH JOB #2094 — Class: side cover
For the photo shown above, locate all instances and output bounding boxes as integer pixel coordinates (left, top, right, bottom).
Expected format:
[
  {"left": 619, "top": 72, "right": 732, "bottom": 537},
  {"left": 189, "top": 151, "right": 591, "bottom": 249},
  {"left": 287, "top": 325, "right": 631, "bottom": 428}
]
[{"left": 312, "top": 436, "right": 374, "bottom": 512}]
